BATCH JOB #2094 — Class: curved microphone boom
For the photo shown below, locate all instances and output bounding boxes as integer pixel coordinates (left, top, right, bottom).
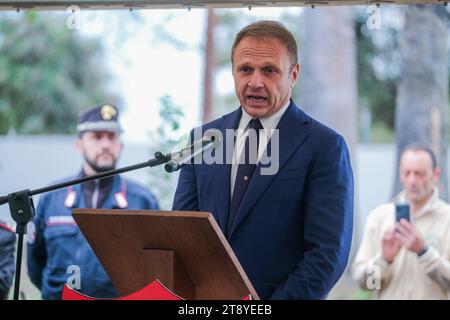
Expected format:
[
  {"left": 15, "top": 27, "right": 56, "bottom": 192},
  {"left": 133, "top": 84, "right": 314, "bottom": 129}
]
[{"left": 165, "top": 132, "right": 222, "bottom": 173}]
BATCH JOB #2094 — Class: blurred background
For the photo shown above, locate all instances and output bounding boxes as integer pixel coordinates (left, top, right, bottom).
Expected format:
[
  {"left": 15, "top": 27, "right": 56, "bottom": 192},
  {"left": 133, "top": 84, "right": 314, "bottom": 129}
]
[{"left": 0, "top": 2, "right": 449, "bottom": 299}]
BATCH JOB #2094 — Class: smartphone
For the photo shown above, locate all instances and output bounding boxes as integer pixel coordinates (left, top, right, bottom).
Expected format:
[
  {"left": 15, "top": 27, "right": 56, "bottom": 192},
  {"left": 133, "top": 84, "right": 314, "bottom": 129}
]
[{"left": 395, "top": 203, "right": 411, "bottom": 223}]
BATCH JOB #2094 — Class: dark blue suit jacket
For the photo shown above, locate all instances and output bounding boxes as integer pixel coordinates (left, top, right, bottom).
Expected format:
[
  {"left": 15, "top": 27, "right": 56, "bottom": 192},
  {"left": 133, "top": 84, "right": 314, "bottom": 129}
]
[{"left": 172, "top": 100, "right": 353, "bottom": 299}]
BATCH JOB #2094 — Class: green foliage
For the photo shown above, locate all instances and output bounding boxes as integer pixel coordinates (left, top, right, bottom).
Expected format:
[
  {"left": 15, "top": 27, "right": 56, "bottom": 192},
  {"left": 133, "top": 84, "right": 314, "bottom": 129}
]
[
  {"left": 352, "top": 288, "right": 375, "bottom": 300},
  {"left": 157, "top": 94, "right": 184, "bottom": 137},
  {"left": 0, "top": 12, "right": 116, "bottom": 134},
  {"left": 147, "top": 95, "right": 186, "bottom": 210},
  {"left": 355, "top": 10, "right": 400, "bottom": 138},
  {"left": 370, "top": 122, "right": 395, "bottom": 143}
]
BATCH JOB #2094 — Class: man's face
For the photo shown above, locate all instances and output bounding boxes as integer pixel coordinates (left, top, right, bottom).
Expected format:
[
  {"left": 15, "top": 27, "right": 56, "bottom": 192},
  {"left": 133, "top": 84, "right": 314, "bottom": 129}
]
[
  {"left": 76, "top": 131, "right": 123, "bottom": 174},
  {"left": 399, "top": 150, "right": 440, "bottom": 205},
  {"left": 232, "top": 36, "right": 299, "bottom": 119}
]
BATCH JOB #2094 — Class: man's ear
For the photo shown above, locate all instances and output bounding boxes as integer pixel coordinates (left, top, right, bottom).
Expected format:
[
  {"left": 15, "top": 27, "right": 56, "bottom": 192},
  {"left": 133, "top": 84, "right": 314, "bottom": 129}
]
[
  {"left": 433, "top": 166, "right": 441, "bottom": 184},
  {"left": 290, "top": 63, "right": 300, "bottom": 86},
  {"left": 75, "top": 138, "right": 83, "bottom": 155}
]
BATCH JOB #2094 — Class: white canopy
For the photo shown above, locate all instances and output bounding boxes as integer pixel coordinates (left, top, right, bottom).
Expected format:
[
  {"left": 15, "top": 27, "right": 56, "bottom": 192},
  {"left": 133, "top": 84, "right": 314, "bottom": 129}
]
[{"left": 0, "top": 0, "right": 445, "bottom": 11}]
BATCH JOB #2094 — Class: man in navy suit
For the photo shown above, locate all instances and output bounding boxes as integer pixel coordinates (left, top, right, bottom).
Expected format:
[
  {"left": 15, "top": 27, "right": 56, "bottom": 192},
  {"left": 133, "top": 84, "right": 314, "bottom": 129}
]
[{"left": 172, "top": 20, "right": 353, "bottom": 299}]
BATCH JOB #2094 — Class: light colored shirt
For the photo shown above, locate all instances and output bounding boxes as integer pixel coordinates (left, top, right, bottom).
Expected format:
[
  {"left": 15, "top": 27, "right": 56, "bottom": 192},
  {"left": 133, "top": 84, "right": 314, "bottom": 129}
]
[
  {"left": 230, "top": 101, "right": 290, "bottom": 199},
  {"left": 351, "top": 188, "right": 450, "bottom": 299}
]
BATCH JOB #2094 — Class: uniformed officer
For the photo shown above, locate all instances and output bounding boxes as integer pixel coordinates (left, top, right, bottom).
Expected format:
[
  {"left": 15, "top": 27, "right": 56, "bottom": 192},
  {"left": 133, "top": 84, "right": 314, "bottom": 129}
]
[
  {"left": 0, "top": 220, "right": 15, "bottom": 300},
  {"left": 27, "top": 104, "right": 159, "bottom": 300}
]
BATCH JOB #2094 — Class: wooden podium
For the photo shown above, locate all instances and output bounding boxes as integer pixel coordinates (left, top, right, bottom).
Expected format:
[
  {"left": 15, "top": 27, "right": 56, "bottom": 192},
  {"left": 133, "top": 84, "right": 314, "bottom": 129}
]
[{"left": 72, "top": 209, "right": 259, "bottom": 300}]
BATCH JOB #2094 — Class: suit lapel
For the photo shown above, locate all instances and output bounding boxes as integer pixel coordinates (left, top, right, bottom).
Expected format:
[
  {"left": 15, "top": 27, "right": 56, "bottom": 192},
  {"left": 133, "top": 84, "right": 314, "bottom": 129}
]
[
  {"left": 228, "top": 101, "right": 312, "bottom": 238},
  {"left": 209, "top": 108, "right": 242, "bottom": 232}
]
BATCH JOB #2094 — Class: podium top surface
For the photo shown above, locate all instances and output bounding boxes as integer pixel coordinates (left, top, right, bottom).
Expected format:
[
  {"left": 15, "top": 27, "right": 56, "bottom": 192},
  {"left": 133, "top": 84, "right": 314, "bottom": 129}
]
[{"left": 73, "top": 209, "right": 259, "bottom": 300}]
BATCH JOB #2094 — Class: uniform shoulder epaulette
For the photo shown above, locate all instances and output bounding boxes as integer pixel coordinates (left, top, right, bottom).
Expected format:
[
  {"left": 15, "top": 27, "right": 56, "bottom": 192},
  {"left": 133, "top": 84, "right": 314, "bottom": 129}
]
[{"left": 0, "top": 220, "right": 16, "bottom": 233}]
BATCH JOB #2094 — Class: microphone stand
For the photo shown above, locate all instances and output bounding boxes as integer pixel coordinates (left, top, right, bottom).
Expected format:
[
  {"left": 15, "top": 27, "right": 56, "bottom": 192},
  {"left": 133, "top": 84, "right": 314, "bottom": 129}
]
[{"left": 0, "top": 151, "right": 172, "bottom": 300}]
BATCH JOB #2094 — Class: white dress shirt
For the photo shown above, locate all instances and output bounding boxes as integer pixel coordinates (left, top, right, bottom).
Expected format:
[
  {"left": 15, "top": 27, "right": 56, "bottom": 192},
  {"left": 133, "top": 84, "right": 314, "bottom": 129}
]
[{"left": 230, "top": 101, "right": 290, "bottom": 199}]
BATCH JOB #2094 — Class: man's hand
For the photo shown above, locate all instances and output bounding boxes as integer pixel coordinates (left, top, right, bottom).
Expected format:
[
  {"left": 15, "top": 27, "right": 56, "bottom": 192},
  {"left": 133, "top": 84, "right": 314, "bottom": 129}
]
[
  {"left": 394, "top": 219, "right": 426, "bottom": 255},
  {"left": 382, "top": 228, "right": 402, "bottom": 263}
]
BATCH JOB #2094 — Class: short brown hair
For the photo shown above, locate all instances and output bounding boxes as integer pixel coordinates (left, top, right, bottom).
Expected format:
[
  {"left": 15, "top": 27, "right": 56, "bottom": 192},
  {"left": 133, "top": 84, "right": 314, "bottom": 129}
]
[{"left": 231, "top": 20, "right": 298, "bottom": 70}]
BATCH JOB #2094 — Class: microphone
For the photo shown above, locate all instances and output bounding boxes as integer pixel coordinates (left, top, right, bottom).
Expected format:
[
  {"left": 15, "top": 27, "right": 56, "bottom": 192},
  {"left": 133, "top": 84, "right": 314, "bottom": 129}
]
[{"left": 165, "top": 131, "right": 222, "bottom": 173}]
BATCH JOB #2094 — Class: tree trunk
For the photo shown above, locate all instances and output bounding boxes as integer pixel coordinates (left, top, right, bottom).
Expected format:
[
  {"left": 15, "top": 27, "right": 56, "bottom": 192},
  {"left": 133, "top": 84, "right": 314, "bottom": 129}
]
[
  {"left": 300, "top": 7, "right": 358, "bottom": 152},
  {"left": 394, "top": 5, "right": 449, "bottom": 200},
  {"left": 202, "top": 8, "right": 217, "bottom": 124}
]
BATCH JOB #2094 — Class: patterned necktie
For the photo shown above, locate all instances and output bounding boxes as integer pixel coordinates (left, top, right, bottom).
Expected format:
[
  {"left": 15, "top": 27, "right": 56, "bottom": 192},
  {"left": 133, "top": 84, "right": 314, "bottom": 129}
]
[{"left": 227, "top": 118, "right": 263, "bottom": 236}]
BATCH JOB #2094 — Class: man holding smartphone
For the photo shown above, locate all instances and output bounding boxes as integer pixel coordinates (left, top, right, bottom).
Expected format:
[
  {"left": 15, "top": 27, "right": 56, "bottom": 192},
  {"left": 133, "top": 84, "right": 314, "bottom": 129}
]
[{"left": 352, "top": 144, "right": 450, "bottom": 299}]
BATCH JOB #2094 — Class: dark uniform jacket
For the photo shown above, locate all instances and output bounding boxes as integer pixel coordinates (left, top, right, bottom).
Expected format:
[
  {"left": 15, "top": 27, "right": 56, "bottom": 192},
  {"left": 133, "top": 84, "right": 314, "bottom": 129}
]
[
  {"left": 0, "top": 221, "right": 15, "bottom": 300},
  {"left": 27, "top": 174, "right": 159, "bottom": 299}
]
